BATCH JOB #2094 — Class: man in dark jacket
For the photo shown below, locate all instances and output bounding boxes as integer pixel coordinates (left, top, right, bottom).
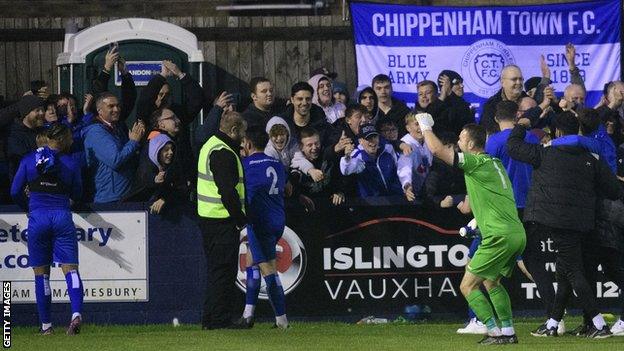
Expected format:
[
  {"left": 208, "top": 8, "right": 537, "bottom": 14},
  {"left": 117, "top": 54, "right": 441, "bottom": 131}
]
[
  {"left": 481, "top": 65, "right": 528, "bottom": 135},
  {"left": 507, "top": 112, "right": 623, "bottom": 338},
  {"left": 414, "top": 80, "right": 447, "bottom": 134},
  {"left": 280, "top": 82, "right": 332, "bottom": 146},
  {"left": 7, "top": 95, "right": 45, "bottom": 180},
  {"left": 242, "top": 77, "right": 284, "bottom": 128},
  {"left": 437, "top": 70, "right": 476, "bottom": 137},
  {"left": 372, "top": 74, "right": 410, "bottom": 134}
]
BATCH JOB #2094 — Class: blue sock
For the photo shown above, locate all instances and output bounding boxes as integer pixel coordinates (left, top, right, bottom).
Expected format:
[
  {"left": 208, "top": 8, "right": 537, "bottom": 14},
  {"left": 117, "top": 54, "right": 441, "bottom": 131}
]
[
  {"left": 468, "top": 308, "right": 476, "bottom": 320},
  {"left": 34, "top": 274, "right": 52, "bottom": 326},
  {"left": 245, "top": 266, "right": 261, "bottom": 305},
  {"left": 65, "top": 270, "right": 83, "bottom": 317},
  {"left": 264, "top": 273, "right": 286, "bottom": 316}
]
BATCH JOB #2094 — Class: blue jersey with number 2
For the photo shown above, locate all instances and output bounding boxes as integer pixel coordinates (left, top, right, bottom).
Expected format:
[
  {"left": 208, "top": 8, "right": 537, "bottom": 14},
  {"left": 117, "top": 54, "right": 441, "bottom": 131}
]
[{"left": 243, "top": 152, "right": 286, "bottom": 234}]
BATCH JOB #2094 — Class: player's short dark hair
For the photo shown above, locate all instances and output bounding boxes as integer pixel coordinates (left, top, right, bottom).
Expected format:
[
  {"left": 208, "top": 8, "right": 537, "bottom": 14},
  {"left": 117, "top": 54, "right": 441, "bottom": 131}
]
[
  {"left": 44, "top": 123, "right": 73, "bottom": 153},
  {"left": 250, "top": 77, "right": 271, "bottom": 94},
  {"left": 576, "top": 108, "right": 601, "bottom": 135},
  {"left": 345, "top": 105, "right": 368, "bottom": 120},
  {"left": 438, "top": 132, "right": 458, "bottom": 146},
  {"left": 290, "top": 82, "right": 314, "bottom": 97},
  {"left": 462, "top": 124, "right": 486, "bottom": 149},
  {"left": 553, "top": 111, "right": 580, "bottom": 136},
  {"left": 495, "top": 101, "right": 519, "bottom": 122},
  {"left": 372, "top": 74, "right": 391, "bottom": 87},
  {"left": 245, "top": 125, "right": 269, "bottom": 150},
  {"left": 299, "top": 126, "right": 319, "bottom": 141}
]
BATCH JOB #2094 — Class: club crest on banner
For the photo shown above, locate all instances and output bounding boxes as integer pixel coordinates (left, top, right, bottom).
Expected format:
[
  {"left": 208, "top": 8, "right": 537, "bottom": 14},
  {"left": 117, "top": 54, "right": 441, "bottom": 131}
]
[
  {"left": 236, "top": 226, "right": 307, "bottom": 299},
  {"left": 461, "top": 39, "right": 515, "bottom": 98}
]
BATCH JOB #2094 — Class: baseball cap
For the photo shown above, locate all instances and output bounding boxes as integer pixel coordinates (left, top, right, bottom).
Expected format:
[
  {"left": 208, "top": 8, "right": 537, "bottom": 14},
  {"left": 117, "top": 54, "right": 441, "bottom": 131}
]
[{"left": 358, "top": 123, "right": 379, "bottom": 139}]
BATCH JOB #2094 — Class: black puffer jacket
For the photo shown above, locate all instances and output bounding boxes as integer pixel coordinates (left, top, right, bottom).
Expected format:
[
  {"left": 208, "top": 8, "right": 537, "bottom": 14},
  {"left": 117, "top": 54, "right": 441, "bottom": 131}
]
[
  {"left": 507, "top": 125, "right": 622, "bottom": 231},
  {"left": 593, "top": 197, "right": 624, "bottom": 252}
]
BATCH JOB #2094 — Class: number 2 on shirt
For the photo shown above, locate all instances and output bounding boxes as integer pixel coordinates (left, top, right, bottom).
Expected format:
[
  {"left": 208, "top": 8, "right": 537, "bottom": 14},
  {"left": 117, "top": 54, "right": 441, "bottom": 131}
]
[{"left": 266, "top": 166, "right": 279, "bottom": 195}]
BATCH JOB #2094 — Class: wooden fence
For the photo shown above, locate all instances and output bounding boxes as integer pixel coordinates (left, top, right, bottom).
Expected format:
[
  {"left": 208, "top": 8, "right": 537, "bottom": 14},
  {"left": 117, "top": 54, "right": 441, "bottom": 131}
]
[
  {"left": 0, "top": 0, "right": 598, "bottom": 103},
  {"left": 0, "top": 15, "right": 355, "bottom": 102}
]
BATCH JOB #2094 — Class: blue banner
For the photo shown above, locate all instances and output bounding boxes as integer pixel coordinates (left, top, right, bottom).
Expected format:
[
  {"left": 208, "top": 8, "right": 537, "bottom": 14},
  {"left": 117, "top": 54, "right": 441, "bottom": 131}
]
[{"left": 351, "top": 0, "right": 621, "bottom": 114}]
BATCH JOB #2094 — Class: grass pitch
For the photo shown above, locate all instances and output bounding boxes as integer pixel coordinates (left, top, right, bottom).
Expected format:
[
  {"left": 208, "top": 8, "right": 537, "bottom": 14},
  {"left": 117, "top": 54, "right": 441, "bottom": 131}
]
[{"left": 11, "top": 317, "right": 624, "bottom": 351}]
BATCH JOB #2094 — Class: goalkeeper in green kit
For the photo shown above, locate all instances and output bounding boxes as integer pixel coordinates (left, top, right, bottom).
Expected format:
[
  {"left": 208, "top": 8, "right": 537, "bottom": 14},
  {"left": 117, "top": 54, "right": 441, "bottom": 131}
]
[{"left": 415, "top": 113, "right": 526, "bottom": 345}]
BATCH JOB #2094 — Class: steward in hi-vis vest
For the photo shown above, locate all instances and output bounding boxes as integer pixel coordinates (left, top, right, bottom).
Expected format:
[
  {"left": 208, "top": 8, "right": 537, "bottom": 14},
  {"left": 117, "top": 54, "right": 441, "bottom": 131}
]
[{"left": 196, "top": 111, "right": 248, "bottom": 330}]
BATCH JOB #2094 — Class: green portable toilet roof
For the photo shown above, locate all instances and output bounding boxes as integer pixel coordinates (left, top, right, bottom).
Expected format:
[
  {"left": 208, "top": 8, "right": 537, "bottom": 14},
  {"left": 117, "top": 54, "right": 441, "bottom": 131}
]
[{"left": 57, "top": 18, "right": 204, "bottom": 65}]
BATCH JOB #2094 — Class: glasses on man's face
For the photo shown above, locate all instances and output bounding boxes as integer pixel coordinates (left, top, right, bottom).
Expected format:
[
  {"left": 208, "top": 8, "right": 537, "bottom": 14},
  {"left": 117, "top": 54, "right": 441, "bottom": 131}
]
[{"left": 504, "top": 77, "right": 524, "bottom": 82}]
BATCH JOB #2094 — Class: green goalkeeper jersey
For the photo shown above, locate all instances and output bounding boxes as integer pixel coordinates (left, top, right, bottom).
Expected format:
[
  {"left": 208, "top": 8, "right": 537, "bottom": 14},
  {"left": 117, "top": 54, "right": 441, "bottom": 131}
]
[{"left": 456, "top": 152, "right": 524, "bottom": 238}]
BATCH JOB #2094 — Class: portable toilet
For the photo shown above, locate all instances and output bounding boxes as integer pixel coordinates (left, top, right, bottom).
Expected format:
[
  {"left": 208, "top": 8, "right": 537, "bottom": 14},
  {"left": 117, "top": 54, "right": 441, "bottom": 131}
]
[{"left": 56, "top": 18, "right": 205, "bottom": 122}]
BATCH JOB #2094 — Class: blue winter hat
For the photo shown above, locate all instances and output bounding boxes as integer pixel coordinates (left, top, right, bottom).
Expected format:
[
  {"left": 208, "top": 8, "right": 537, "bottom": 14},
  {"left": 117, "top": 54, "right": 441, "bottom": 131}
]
[{"left": 333, "top": 81, "right": 348, "bottom": 95}]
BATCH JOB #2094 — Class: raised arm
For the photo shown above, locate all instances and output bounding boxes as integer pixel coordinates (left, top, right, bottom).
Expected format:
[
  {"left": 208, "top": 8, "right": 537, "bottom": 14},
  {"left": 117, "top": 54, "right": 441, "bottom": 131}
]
[
  {"left": 506, "top": 125, "right": 543, "bottom": 167},
  {"left": 416, "top": 113, "right": 455, "bottom": 166}
]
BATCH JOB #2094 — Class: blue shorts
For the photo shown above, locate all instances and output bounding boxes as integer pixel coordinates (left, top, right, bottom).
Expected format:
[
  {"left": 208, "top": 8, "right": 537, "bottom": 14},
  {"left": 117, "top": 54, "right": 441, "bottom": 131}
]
[
  {"left": 468, "top": 236, "right": 481, "bottom": 259},
  {"left": 247, "top": 224, "right": 283, "bottom": 265},
  {"left": 27, "top": 209, "right": 78, "bottom": 267}
]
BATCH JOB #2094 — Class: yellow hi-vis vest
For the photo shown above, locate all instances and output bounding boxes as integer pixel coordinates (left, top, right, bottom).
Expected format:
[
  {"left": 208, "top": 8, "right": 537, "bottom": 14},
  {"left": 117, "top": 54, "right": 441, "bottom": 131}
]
[{"left": 197, "top": 135, "right": 245, "bottom": 218}]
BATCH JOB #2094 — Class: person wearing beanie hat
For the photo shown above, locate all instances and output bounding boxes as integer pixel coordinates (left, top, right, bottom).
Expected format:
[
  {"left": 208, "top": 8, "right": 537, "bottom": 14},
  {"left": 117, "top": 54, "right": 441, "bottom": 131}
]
[
  {"left": 18, "top": 95, "right": 45, "bottom": 121},
  {"left": 524, "top": 77, "right": 542, "bottom": 98},
  {"left": 332, "top": 81, "right": 349, "bottom": 106},
  {"left": 439, "top": 70, "right": 463, "bottom": 87},
  {"left": 7, "top": 95, "right": 46, "bottom": 181}
]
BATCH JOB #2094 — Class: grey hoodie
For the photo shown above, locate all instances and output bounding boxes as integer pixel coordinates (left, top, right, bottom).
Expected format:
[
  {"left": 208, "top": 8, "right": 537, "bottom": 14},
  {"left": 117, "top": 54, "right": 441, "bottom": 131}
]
[
  {"left": 308, "top": 74, "right": 346, "bottom": 124},
  {"left": 265, "top": 116, "right": 313, "bottom": 173}
]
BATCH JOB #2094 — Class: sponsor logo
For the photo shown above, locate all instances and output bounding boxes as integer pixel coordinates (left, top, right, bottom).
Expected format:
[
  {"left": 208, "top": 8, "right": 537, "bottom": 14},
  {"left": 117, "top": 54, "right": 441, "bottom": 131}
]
[
  {"left": 236, "top": 226, "right": 306, "bottom": 299},
  {"left": 461, "top": 39, "right": 515, "bottom": 98}
]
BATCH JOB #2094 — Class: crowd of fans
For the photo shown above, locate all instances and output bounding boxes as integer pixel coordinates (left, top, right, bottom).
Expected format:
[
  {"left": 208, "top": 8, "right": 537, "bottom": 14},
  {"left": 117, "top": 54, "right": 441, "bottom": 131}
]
[{"left": 1, "top": 42, "right": 624, "bottom": 217}]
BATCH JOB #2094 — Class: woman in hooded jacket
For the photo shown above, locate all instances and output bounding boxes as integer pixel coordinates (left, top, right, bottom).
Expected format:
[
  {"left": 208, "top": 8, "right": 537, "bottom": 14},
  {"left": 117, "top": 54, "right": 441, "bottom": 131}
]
[{"left": 308, "top": 74, "right": 346, "bottom": 124}]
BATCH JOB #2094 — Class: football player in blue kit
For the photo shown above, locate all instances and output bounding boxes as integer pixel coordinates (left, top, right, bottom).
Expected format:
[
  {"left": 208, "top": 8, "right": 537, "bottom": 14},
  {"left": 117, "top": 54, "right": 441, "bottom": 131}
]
[
  {"left": 10, "top": 124, "right": 84, "bottom": 335},
  {"left": 234, "top": 125, "right": 288, "bottom": 329}
]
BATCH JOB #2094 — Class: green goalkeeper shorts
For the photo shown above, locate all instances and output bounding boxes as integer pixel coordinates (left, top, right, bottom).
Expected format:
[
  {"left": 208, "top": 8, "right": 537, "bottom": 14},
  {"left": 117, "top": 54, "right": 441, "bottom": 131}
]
[{"left": 467, "top": 233, "right": 526, "bottom": 281}]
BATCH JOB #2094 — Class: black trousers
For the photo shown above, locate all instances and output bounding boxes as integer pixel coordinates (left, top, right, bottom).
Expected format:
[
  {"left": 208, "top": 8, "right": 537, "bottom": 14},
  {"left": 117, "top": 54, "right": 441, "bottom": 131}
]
[
  {"left": 582, "top": 243, "right": 624, "bottom": 323},
  {"left": 199, "top": 218, "right": 240, "bottom": 328},
  {"left": 548, "top": 226, "right": 600, "bottom": 321},
  {"left": 523, "top": 221, "right": 556, "bottom": 317}
]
